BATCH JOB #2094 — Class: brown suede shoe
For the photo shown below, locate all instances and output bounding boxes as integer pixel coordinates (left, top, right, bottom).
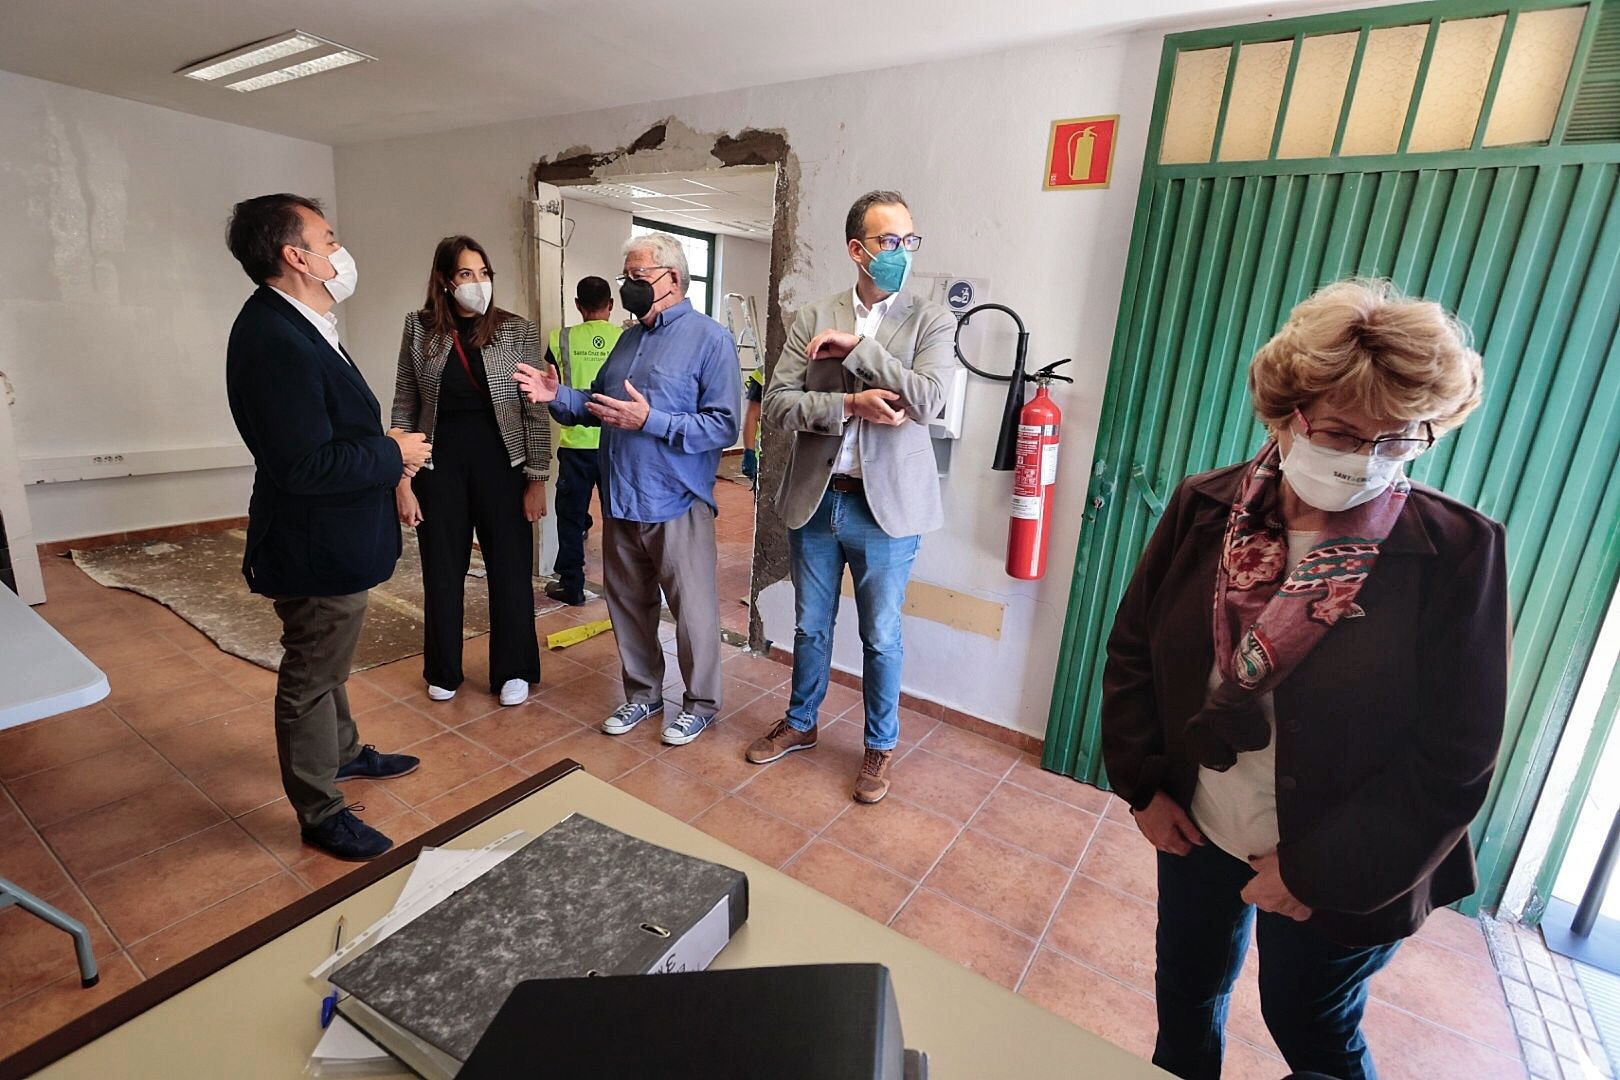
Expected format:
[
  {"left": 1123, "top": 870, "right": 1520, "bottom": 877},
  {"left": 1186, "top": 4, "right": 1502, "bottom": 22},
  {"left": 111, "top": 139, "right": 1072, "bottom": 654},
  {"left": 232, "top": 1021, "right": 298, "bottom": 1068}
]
[
  {"left": 746, "top": 719, "right": 818, "bottom": 764},
  {"left": 854, "top": 748, "right": 894, "bottom": 804}
]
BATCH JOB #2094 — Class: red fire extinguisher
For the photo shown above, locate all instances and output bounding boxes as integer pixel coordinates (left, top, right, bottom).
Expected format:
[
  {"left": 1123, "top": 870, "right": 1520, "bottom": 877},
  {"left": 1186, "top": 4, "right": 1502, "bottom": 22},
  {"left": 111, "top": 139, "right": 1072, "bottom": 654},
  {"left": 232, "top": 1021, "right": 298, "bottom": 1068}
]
[{"left": 1007, "top": 361, "right": 1072, "bottom": 580}]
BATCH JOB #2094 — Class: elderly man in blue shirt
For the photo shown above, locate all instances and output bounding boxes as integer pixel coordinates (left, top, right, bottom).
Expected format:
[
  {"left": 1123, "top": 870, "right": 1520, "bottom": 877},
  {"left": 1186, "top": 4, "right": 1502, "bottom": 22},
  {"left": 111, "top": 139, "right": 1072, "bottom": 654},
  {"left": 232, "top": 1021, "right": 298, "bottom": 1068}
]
[{"left": 514, "top": 232, "right": 740, "bottom": 745}]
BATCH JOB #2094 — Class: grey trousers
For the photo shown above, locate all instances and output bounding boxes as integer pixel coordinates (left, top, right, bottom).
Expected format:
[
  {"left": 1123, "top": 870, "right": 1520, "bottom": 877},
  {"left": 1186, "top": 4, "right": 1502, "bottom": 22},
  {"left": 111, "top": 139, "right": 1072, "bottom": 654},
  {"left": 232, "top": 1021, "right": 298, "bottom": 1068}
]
[
  {"left": 271, "top": 592, "right": 367, "bottom": 828},
  {"left": 602, "top": 502, "right": 722, "bottom": 718}
]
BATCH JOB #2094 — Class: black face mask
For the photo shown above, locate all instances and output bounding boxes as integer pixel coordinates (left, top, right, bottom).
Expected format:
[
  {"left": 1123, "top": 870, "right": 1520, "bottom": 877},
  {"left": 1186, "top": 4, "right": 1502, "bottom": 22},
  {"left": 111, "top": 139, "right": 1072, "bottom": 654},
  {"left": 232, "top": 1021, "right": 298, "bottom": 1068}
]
[{"left": 619, "top": 270, "right": 671, "bottom": 319}]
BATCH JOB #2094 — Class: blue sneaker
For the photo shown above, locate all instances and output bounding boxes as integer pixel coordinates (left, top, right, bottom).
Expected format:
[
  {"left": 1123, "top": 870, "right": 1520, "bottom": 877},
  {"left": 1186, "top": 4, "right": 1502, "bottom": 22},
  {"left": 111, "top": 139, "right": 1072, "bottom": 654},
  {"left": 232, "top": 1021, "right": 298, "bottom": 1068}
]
[
  {"left": 601, "top": 701, "right": 664, "bottom": 736},
  {"left": 301, "top": 806, "right": 393, "bottom": 861},
  {"left": 336, "top": 744, "right": 420, "bottom": 782},
  {"left": 661, "top": 711, "right": 714, "bottom": 746}
]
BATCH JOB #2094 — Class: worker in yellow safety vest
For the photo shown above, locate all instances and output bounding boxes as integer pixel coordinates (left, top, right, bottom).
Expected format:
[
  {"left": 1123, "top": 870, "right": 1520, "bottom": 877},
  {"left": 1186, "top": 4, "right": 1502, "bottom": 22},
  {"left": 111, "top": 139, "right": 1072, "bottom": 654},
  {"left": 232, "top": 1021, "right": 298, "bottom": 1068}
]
[
  {"left": 742, "top": 366, "right": 764, "bottom": 491},
  {"left": 543, "top": 276, "right": 624, "bottom": 605}
]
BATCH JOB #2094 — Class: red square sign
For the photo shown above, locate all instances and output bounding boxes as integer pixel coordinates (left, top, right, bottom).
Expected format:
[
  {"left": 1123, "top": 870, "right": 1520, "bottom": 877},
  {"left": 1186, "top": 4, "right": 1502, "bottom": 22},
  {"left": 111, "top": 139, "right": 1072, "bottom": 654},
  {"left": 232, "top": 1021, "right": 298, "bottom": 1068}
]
[{"left": 1044, "top": 115, "right": 1119, "bottom": 190}]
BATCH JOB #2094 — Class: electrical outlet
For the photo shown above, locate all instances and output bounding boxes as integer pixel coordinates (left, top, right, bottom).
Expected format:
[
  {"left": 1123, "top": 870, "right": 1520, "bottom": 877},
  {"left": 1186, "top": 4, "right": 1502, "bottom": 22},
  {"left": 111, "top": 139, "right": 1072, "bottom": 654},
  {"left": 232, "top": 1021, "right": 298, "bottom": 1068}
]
[{"left": 91, "top": 454, "right": 126, "bottom": 465}]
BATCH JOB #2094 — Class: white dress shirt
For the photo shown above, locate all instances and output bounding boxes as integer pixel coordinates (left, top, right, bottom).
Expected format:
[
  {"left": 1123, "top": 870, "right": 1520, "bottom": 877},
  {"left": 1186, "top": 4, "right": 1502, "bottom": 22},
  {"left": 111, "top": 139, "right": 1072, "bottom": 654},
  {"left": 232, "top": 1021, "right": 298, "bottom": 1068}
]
[
  {"left": 830, "top": 288, "right": 897, "bottom": 478},
  {"left": 270, "top": 286, "right": 349, "bottom": 364},
  {"left": 1190, "top": 530, "right": 1319, "bottom": 861}
]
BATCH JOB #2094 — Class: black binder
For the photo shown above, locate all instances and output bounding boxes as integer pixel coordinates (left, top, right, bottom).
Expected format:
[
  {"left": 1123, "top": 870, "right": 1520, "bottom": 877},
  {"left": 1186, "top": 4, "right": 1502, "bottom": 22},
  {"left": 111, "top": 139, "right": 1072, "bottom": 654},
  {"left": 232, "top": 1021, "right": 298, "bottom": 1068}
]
[
  {"left": 460, "top": 963, "right": 926, "bottom": 1079},
  {"left": 330, "top": 814, "right": 747, "bottom": 1078}
]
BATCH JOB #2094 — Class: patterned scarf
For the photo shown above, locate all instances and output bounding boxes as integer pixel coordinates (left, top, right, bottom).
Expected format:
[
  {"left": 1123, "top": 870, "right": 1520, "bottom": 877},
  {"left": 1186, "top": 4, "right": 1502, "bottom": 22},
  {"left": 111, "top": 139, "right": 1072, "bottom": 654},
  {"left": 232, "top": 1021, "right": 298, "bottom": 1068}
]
[{"left": 1188, "top": 439, "right": 1409, "bottom": 770}]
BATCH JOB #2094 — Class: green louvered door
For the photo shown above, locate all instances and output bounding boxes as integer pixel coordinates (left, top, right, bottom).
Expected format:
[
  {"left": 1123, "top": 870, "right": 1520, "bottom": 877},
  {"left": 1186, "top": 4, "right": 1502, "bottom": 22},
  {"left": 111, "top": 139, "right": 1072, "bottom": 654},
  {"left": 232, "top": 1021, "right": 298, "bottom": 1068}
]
[{"left": 1044, "top": 0, "right": 1620, "bottom": 913}]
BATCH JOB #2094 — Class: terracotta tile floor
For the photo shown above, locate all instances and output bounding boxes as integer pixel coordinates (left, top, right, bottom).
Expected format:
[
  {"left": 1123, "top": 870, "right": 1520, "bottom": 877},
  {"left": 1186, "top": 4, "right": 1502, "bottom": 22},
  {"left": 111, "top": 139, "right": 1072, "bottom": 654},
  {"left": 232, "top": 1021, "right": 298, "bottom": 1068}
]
[{"left": 1, "top": 472, "right": 1527, "bottom": 1077}]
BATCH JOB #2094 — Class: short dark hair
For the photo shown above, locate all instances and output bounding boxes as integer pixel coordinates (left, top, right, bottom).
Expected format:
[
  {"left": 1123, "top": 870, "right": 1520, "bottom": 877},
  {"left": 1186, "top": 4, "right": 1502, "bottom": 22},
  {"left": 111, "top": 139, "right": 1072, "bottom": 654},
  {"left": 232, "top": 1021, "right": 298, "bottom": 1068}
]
[
  {"left": 576, "top": 275, "right": 613, "bottom": 310},
  {"left": 226, "top": 194, "right": 324, "bottom": 285},
  {"left": 845, "top": 190, "right": 908, "bottom": 243}
]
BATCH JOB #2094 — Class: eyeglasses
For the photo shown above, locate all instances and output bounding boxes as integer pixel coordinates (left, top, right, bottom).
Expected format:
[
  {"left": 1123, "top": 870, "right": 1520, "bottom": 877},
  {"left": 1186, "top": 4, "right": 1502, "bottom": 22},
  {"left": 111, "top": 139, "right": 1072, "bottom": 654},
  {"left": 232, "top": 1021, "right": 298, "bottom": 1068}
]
[
  {"left": 616, "top": 267, "right": 673, "bottom": 284},
  {"left": 1292, "top": 409, "right": 1435, "bottom": 461},
  {"left": 863, "top": 234, "right": 923, "bottom": 253}
]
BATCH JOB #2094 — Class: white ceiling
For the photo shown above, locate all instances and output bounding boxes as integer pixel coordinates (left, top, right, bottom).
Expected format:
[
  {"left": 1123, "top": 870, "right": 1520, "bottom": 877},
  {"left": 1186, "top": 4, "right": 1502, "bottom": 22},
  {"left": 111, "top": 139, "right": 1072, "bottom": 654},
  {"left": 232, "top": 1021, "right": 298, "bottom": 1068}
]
[
  {"left": 563, "top": 168, "right": 778, "bottom": 241},
  {"left": 0, "top": 0, "right": 1330, "bottom": 146}
]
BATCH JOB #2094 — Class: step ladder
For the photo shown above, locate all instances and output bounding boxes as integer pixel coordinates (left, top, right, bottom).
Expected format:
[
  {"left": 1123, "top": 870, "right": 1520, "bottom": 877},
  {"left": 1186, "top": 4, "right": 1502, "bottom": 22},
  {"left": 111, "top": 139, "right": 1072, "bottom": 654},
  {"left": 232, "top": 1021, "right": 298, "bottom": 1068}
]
[{"left": 723, "top": 292, "right": 762, "bottom": 374}]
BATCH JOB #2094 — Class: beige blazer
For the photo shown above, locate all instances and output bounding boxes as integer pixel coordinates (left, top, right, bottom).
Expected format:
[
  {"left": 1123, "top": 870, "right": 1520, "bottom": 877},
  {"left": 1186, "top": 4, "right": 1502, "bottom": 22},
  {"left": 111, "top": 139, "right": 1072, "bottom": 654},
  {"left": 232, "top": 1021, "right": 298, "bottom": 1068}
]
[{"left": 764, "top": 289, "right": 957, "bottom": 537}]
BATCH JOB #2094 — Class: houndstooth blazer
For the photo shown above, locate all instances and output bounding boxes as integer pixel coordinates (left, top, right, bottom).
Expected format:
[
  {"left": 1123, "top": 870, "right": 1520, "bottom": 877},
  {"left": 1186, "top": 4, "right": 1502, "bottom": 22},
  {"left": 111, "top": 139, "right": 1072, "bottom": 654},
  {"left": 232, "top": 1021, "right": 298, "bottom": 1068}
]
[{"left": 391, "top": 309, "right": 551, "bottom": 480}]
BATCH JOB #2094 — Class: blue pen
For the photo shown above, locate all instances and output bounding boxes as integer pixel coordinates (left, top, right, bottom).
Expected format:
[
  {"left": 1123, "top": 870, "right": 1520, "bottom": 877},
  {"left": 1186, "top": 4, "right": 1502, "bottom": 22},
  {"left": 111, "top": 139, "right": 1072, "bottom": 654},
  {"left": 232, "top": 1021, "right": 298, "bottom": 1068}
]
[{"left": 320, "top": 916, "right": 346, "bottom": 1029}]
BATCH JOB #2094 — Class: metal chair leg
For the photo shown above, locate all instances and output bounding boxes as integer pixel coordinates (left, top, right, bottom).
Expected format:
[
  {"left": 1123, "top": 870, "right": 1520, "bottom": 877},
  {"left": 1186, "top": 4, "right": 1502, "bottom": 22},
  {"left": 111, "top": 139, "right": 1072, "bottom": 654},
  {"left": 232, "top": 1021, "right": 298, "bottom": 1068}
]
[{"left": 0, "top": 876, "right": 100, "bottom": 987}]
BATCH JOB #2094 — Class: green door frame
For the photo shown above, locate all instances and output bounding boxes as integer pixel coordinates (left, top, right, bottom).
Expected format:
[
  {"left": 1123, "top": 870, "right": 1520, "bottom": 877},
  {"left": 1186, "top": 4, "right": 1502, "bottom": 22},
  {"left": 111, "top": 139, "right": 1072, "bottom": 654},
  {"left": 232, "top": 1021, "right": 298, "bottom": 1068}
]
[{"left": 1043, "top": 0, "right": 1620, "bottom": 916}]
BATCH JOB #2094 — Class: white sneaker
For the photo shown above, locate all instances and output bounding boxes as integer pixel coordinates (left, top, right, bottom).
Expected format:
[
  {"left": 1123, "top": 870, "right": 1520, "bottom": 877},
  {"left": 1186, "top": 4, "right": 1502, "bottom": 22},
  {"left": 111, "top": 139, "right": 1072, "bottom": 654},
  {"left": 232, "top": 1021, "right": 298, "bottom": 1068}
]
[
  {"left": 499, "top": 679, "right": 530, "bottom": 707},
  {"left": 427, "top": 684, "right": 456, "bottom": 701}
]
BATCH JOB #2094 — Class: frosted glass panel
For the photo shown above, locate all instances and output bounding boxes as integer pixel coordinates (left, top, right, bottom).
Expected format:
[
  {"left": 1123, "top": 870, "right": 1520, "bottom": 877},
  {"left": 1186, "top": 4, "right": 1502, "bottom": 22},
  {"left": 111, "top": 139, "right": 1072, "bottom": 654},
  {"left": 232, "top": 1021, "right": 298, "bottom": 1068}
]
[
  {"left": 1218, "top": 39, "right": 1294, "bottom": 161},
  {"left": 1161, "top": 48, "right": 1231, "bottom": 164},
  {"left": 1277, "top": 33, "right": 1358, "bottom": 158},
  {"left": 1484, "top": 6, "right": 1587, "bottom": 146},
  {"left": 1340, "top": 23, "right": 1430, "bottom": 156},
  {"left": 1409, "top": 16, "right": 1505, "bottom": 152}
]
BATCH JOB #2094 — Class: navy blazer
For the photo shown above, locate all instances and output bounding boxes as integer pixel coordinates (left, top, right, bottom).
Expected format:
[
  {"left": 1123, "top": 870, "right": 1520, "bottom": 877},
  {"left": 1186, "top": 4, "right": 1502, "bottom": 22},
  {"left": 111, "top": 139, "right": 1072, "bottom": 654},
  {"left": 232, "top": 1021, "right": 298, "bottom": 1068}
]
[{"left": 226, "top": 287, "right": 404, "bottom": 597}]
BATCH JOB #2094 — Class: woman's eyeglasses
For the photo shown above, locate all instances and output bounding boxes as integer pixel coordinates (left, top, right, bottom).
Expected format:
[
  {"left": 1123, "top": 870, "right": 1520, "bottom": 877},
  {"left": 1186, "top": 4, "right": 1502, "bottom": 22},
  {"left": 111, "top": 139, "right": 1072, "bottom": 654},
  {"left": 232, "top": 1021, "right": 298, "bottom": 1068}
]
[{"left": 1293, "top": 409, "right": 1435, "bottom": 461}]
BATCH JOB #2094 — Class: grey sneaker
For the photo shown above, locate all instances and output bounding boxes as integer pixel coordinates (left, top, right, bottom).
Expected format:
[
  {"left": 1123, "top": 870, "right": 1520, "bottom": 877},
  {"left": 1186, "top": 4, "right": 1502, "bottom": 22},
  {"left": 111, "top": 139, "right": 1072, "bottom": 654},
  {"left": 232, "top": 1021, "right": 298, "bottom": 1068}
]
[
  {"left": 601, "top": 701, "right": 664, "bottom": 736},
  {"left": 661, "top": 711, "right": 714, "bottom": 746}
]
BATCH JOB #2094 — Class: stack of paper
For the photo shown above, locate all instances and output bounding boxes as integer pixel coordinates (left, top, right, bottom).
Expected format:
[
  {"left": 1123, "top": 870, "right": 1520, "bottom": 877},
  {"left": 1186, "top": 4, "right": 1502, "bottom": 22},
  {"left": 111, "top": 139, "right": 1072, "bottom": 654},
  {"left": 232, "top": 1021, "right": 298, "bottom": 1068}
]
[{"left": 306, "top": 838, "right": 529, "bottom": 1077}]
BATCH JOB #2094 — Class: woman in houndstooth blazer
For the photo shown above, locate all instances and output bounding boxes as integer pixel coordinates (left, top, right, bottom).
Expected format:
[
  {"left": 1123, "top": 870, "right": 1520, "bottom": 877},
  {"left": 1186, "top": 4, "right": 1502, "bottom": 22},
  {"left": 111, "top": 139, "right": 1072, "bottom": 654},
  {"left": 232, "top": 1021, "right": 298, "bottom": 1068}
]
[{"left": 392, "top": 235, "right": 549, "bottom": 709}]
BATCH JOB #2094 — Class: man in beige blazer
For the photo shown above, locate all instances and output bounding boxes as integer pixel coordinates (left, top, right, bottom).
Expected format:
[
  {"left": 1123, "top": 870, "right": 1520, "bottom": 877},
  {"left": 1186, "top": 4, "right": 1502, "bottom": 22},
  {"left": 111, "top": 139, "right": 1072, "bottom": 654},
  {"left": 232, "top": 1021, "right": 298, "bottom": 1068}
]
[{"left": 745, "top": 190, "right": 957, "bottom": 803}]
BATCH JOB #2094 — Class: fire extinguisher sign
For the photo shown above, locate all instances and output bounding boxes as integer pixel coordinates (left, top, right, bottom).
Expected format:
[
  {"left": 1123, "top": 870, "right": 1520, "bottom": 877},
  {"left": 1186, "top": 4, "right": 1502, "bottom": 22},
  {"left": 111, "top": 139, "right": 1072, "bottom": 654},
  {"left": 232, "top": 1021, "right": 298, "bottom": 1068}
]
[{"left": 1043, "top": 115, "right": 1119, "bottom": 191}]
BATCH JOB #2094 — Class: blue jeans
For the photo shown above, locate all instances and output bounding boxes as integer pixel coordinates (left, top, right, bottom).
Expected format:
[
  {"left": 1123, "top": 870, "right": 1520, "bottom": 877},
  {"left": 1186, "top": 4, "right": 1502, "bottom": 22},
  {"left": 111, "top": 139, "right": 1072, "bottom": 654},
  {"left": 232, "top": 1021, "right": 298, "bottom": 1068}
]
[
  {"left": 1153, "top": 841, "right": 1400, "bottom": 1080},
  {"left": 785, "top": 488, "right": 920, "bottom": 751}
]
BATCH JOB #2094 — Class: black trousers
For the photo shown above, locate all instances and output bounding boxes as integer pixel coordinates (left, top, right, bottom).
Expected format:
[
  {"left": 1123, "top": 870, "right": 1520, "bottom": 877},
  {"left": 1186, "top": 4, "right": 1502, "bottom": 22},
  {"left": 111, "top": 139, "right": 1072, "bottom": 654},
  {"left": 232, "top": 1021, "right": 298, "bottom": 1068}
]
[
  {"left": 411, "top": 412, "right": 540, "bottom": 692},
  {"left": 552, "top": 447, "right": 601, "bottom": 596}
]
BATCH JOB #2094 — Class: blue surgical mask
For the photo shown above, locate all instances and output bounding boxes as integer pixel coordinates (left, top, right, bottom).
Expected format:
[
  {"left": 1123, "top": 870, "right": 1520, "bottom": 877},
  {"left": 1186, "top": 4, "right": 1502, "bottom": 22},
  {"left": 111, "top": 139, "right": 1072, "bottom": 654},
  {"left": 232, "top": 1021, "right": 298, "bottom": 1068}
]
[{"left": 862, "top": 245, "right": 912, "bottom": 295}]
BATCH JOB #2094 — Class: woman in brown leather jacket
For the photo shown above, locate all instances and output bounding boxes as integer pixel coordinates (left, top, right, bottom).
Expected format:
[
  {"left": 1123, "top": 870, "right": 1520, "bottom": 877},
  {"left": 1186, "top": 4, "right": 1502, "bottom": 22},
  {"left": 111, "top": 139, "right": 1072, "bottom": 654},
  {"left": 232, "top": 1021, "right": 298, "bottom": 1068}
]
[{"left": 1102, "top": 279, "right": 1508, "bottom": 1080}]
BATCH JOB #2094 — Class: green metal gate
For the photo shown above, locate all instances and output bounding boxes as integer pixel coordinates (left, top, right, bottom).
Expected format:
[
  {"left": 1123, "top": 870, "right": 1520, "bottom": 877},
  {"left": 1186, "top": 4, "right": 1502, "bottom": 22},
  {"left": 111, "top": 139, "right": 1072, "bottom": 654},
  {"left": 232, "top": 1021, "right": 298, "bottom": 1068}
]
[{"left": 1043, "top": 0, "right": 1620, "bottom": 913}]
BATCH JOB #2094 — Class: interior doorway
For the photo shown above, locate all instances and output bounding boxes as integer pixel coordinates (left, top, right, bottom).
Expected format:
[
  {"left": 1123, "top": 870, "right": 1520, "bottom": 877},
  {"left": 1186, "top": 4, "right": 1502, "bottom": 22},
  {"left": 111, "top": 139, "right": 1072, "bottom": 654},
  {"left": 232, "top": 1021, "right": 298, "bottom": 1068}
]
[{"left": 547, "top": 166, "right": 779, "bottom": 642}]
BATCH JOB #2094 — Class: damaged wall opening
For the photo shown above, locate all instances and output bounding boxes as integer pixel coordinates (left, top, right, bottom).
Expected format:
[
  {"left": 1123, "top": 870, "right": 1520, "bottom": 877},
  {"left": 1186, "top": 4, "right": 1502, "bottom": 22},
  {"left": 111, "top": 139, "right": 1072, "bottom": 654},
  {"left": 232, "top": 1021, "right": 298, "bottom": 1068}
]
[{"left": 530, "top": 121, "right": 799, "bottom": 653}]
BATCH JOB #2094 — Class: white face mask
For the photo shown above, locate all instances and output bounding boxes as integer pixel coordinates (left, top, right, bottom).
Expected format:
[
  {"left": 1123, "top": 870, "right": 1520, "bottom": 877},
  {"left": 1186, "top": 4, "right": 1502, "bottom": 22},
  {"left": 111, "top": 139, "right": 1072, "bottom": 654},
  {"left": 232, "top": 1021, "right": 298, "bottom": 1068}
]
[
  {"left": 453, "top": 281, "right": 493, "bottom": 315},
  {"left": 299, "top": 246, "right": 358, "bottom": 304},
  {"left": 1280, "top": 436, "right": 1404, "bottom": 512}
]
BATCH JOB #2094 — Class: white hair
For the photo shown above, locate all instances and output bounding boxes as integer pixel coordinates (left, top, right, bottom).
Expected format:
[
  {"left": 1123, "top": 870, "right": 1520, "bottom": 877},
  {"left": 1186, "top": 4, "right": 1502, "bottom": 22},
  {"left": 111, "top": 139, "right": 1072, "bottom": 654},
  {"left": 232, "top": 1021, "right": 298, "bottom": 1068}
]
[{"left": 622, "top": 232, "right": 689, "bottom": 290}]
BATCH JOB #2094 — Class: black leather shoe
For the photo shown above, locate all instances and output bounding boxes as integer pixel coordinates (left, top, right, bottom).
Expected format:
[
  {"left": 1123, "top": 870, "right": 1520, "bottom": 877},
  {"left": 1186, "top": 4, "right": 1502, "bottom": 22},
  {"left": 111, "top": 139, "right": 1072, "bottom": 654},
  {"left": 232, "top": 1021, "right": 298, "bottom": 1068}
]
[
  {"left": 335, "top": 744, "right": 420, "bottom": 782},
  {"left": 544, "top": 581, "right": 586, "bottom": 606},
  {"left": 301, "top": 807, "right": 393, "bottom": 861}
]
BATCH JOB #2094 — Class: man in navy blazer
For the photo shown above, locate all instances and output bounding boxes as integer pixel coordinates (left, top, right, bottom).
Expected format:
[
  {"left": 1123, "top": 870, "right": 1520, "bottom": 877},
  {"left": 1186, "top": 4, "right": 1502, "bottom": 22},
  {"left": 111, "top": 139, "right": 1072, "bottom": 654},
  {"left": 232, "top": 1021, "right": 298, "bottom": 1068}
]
[{"left": 225, "top": 194, "right": 431, "bottom": 861}]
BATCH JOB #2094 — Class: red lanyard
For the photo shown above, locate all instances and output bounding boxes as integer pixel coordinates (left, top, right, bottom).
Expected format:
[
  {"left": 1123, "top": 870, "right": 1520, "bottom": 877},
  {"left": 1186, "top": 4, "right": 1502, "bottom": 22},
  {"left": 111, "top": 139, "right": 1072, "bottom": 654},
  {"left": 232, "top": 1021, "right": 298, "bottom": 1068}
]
[{"left": 448, "top": 330, "right": 484, "bottom": 393}]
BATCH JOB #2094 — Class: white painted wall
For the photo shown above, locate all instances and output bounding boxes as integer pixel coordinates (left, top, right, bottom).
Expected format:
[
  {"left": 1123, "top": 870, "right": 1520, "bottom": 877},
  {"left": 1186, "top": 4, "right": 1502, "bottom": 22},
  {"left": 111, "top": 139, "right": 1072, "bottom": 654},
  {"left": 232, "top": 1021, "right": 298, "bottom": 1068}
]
[
  {"left": 335, "top": 28, "right": 1163, "bottom": 738},
  {"left": 560, "top": 199, "right": 633, "bottom": 322},
  {"left": 716, "top": 235, "right": 771, "bottom": 348},
  {"left": 0, "top": 69, "right": 336, "bottom": 543}
]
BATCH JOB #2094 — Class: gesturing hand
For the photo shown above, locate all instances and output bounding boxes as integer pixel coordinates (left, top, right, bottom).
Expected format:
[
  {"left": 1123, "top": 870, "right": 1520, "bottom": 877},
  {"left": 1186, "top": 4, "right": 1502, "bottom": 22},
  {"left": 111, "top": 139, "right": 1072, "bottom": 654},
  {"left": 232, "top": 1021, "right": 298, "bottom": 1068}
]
[
  {"left": 587, "top": 380, "right": 651, "bottom": 430},
  {"left": 807, "top": 329, "right": 860, "bottom": 361},
  {"left": 513, "top": 361, "right": 560, "bottom": 404},
  {"left": 1242, "top": 852, "right": 1313, "bottom": 921},
  {"left": 847, "top": 388, "right": 909, "bottom": 426},
  {"left": 1130, "top": 792, "right": 1207, "bottom": 856}
]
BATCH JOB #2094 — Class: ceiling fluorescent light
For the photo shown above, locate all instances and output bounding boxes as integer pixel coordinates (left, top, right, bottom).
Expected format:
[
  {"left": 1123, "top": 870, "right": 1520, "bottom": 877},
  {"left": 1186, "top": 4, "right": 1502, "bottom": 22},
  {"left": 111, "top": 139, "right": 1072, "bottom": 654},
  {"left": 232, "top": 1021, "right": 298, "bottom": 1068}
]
[
  {"left": 177, "top": 30, "right": 374, "bottom": 92},
  {"left": 225, "top": 50, "right": 370, "bottom": 93},
  {"left": 178, "top": 31, "right": 324, "bottom": 82}
]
